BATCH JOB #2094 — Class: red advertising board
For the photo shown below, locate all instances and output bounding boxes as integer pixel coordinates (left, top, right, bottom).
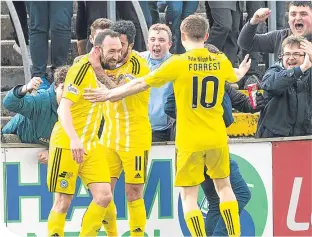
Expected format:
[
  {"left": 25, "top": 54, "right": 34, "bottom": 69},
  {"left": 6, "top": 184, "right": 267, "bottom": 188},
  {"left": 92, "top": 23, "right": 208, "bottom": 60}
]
[{"left": 273, "top": 140, "right": 312, "bottom": 236}]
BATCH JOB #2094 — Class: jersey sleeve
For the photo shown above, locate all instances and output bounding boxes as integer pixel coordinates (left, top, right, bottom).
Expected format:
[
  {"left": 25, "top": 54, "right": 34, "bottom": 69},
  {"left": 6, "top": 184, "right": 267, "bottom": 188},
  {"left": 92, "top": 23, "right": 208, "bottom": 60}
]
[
  {"left": 137, "top": 57, "right": 151, "bottom": 77},
  {"left": 144, "top": 55, "right": 179, "bottom": 87},
  {"left": 62, "top": 63, "right": 91, "bottom": 103},
  {"left": 222, "top": 58, "right": 238, "bottom": 83}
]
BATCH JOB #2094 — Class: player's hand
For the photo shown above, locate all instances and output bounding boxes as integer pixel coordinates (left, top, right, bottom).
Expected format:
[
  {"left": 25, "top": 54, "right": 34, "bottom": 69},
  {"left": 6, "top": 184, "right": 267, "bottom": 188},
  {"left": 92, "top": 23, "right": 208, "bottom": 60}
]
[
  {"left": 70, "top": 138, "right": 86, "bottom": 164},
  {"left": 88, "top": 47, "right": 102, "bottom": 69},
  {"left": 300, "top": 39, "right": 312, "bottom": 63},
  {"left": 255, "top": 91, "right": 265, "bottom": 111},
  {"left": 38, "top": 150, "right": 49, "bottom": 164},
  {"left": 83, "top": 87, "right": 110, "bottom": 103},
  {"left": 239, "top": 54, "right": 252, "bottom": 75},
  {"left": 250, "top": 8, "right": 271, "bottom": 25}
]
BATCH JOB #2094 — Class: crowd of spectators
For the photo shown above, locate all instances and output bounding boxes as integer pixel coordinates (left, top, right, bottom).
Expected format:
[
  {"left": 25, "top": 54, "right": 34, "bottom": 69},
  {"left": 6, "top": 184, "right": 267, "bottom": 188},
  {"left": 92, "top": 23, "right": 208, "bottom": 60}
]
[{"left": 2, "top": 1, "right": 312, "bottom": 158}]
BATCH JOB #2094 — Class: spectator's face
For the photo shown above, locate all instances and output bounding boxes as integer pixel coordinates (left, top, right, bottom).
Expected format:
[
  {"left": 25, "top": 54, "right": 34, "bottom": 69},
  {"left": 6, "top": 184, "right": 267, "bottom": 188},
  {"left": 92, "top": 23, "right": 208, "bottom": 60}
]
[
  {"left": 55, "top": 83, "right": 64, "bottom": 104},
  {"left": 100, "top": 36, "right": 122, "bottom": 69},
  {"left": 288, "top": 5, "right": 312, "bottom": 36},
  {"left": 282, "top": 44, "right": 305, "bottom": 69},
  {"left": 118, "top": 34, "right": 133, "bottom": 63},
  {"left": 90, "top": 29, "right": 106, "bottom": 44},
  {"left": 147, "top": 30, "right": 172, "bottom": 59}
]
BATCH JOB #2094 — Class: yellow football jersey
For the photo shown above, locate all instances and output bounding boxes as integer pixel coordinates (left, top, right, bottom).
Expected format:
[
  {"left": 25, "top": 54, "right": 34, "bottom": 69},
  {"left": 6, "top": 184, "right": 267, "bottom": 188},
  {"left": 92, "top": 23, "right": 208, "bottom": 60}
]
[
  {"left": 50, "top": 55, "right": 102, "bottom": 151},
  {"left": 101, "top": 51, "right": 152, "bottom": 151},
  {"left": 144, "top": 48, "right": 238, "bottom": 152}
]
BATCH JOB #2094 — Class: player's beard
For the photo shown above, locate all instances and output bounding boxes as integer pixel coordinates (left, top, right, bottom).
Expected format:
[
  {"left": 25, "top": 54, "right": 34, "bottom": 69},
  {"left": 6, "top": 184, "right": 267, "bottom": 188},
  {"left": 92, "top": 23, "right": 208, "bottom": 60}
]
[
  {"left": 118, "top": 46, "right": 131, "bottom": 64},
  {"left": 100, "top": 54, "right": 117, "bottom": 70}
]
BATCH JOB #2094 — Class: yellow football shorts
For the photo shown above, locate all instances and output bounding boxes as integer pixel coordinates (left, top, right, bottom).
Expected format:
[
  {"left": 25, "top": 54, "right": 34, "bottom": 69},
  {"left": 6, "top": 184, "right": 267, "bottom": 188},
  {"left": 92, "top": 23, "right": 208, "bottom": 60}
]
[
  {"left": 47, "top": 144, "right": 111, "bottom": 194},
  {"left": 104, "top": 147, "right": 149, "bottom": 184},
  {"left": 175, "top": 145, "right": 230, "bottom": 187}
]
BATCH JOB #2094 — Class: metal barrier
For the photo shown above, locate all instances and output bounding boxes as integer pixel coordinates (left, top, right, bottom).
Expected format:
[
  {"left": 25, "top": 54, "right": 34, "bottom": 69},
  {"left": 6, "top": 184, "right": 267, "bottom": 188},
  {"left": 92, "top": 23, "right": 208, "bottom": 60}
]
[
  {"left": 132, "top": 0, "right": 149, "bottom": 50},
  {"left": 107, "top": 0, "right": 149, "bottom": 50},
  {"left": 267, "top": 1, "right": 277, "bottom": 65},
  {"left": 5, "top": 0, "right": 31, "bottom": 84}
]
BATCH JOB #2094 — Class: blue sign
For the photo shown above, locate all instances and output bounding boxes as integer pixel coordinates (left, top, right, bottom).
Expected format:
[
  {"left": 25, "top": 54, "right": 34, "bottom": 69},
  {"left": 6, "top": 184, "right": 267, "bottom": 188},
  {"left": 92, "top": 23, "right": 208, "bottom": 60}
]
[{"left": 5, "top": 160, "right": 173, "bottom": 222}]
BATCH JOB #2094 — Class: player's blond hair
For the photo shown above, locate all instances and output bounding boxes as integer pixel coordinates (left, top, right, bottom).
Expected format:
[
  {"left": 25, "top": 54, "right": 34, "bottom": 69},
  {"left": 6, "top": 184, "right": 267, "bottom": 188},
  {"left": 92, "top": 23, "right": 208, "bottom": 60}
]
[
  {"left": 90, "top": 18, "right": 113, "bottom": 36},
  {"left": 149, "top": 23, "right": 172, "bottom": 41},
  {"left": 180, "top": 15, "right": 209, "bottom": 41}
]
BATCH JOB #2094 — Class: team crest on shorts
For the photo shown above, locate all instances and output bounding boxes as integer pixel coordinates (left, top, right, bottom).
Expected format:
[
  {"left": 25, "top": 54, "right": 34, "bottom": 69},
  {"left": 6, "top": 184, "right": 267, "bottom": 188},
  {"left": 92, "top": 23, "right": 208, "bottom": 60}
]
[
  {"left": 60, "top": 179, "right": 68, "bottom": 188},
  {"left": 68, "top": 84, "right": 78, "bottom": 95}
]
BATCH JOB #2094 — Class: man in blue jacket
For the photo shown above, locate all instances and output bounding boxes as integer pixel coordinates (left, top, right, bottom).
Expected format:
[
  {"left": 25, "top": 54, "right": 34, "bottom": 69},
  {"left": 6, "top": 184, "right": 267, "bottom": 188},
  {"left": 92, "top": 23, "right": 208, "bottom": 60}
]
[
  {"left": 2, "top": 66, "right": 69, "bottom": 162},
  {"left": 140, "top": 23, "right": 174, "bottom": 142}
]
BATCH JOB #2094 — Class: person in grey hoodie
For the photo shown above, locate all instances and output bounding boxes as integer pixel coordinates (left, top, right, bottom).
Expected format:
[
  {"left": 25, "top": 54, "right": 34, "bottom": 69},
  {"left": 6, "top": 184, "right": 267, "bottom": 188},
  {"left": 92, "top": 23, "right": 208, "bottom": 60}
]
[{"left": 238, "top": 1, "right": 312, "bottom": 60}]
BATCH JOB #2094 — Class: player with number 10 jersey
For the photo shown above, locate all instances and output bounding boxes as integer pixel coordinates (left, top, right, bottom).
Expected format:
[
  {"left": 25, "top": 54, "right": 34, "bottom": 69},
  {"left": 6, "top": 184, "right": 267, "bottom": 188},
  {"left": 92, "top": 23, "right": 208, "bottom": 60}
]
[{"left": 145, "top": 48, "right": 237, "bottom": 153}]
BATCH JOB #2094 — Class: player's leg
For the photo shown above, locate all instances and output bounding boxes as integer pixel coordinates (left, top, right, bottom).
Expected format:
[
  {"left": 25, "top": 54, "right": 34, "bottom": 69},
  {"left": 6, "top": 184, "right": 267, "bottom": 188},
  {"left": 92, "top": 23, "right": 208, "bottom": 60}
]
[
  {"left": 47, "top": 146, "right": 79, "bottom": 236},
  {"left": 205, "top": 146, "right": 241, "bottom": 237},
  {"left": 102, "top": 148, "right": 123, "bottom": 237},
  {"left": 175, "top": 150, "right": 206, "bottom": 237},
  {"left": 78, "top": 145, "right": 113, "bottom": 237},
  {"left": 103, "top": 178, "right": 118, "bottom": 237},
  {"left": 202, "top": 159, "right": 251, "bottom": 236},
  {"left": 122, "top": 150, "right": 149, "bottom": 236}
]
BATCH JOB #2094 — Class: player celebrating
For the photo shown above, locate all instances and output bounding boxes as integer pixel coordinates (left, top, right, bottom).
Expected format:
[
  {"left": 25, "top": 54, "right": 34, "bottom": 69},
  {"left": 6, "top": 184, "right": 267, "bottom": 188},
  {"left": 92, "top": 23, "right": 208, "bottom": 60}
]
[
  {"left": 84, "top": 15, "right": 251, "bottom": 237},
  {"left": 46, "top": 30, "right": 122, "bottom": 237},
  {"left": 89, "top": 20, "right": 151, "bottom": 237}
]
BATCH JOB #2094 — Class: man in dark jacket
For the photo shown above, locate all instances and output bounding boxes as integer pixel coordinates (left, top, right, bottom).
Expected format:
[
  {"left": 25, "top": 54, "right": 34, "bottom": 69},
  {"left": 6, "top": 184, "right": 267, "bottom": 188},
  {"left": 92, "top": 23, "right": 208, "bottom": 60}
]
[
  {"left": 2, "top": 66, "right": 69, "bottom": 162},
  {"left": 256, "top": 35, "right": 312, "bottom": 138},
  {"left": 238, "top": 1, "right": 312, "bottom": 59}
]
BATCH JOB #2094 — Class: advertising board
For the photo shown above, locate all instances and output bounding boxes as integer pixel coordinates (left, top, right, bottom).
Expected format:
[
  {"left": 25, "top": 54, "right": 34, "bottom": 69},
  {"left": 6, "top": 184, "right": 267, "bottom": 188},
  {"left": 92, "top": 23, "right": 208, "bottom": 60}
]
[
  {"left": 272, "top": 140, "right": 312, "bottom": 236},
  {"left": 1, "top": 143, "right": 273, "bottom": 236}
]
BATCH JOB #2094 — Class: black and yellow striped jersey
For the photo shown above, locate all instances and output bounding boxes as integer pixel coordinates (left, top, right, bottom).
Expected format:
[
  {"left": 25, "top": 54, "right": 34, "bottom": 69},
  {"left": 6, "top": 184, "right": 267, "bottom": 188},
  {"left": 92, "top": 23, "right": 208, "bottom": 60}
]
[
  {"left": 50, "top": 55, "right": 102, "bottom": 150},
  {"left": 101, "top": 51, "right": 152, "bottom": 151}
]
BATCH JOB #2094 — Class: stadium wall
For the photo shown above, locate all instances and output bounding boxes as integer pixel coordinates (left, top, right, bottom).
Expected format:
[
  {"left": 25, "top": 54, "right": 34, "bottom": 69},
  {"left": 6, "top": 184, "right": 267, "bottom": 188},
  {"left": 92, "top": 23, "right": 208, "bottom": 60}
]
[{"left": 0, "top": 137, "right": 311, "bottom": 237}]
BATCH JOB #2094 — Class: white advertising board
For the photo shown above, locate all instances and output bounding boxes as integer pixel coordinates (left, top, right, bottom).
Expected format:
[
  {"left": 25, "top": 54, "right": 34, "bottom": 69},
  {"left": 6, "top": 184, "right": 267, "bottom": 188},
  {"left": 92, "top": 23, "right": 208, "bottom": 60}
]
[{"left": 0, "top": 143, "right": 272, "bottom": 237}]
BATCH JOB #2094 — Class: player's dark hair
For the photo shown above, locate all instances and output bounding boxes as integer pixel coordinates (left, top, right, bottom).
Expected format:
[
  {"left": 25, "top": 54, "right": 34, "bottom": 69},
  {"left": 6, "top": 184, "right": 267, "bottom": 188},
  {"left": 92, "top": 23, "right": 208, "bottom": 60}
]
[
  {"left": 94, "top": 29, "right": 120, "bottom": 46},
  {"left": 289, "top": 1, "right": 312, "bottom": 9},
  {"left": 111, "top": 20, "right": 136, "bottom": 44}
]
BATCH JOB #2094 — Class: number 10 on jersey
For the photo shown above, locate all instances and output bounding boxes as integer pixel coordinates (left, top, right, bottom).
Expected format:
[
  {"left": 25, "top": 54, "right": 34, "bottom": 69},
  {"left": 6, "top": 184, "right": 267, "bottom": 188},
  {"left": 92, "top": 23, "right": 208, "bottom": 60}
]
[{"left": 192, "top": 76, "right": 219, "bottom": 109}]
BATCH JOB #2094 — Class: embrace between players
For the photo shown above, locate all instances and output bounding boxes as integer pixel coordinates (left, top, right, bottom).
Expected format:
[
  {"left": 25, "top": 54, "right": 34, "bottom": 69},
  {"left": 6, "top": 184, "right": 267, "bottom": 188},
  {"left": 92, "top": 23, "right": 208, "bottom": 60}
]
[{"left": 47, "top": 15, "right": 251, "bottom": 237}]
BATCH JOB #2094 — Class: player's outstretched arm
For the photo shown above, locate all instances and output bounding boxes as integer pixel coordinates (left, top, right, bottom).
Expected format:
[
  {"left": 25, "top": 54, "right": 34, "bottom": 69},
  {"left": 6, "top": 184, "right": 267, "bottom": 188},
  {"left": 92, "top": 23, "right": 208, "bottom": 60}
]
[
  {"left": 234, "top": 54, "right": 251, "bottom": 80},
  {"left": 84, "top": 77, "right": 150, "bottom": 103},
  {"left": 57, "top": 98, "right": 86, "bottom": 164}
]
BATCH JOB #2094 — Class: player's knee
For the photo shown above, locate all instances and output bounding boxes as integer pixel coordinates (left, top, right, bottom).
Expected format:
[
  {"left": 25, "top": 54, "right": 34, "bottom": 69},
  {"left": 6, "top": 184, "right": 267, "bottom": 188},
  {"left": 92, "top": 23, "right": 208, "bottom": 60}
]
[
  {"left": 93, "top": 190, "right": 113, "bottom": 207},
  {"left": 180, "top": 187, "right": 197, "bottom": 202},
  {"left": 52, "top": 193, "right": 73, "bottom": 213},
  {"left": 125, "top": 184, "right": 143, "bottom": 202},
  {"left": 213, "top": 177, "right": 231, "bottom": 193}
]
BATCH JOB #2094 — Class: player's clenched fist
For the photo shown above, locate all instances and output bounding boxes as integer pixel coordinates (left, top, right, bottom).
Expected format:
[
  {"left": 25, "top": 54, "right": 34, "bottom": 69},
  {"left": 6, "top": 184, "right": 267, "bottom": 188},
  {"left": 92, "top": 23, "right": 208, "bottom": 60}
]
[{"left": 250, "top": 8, "right": 271, "bottom": 25}]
